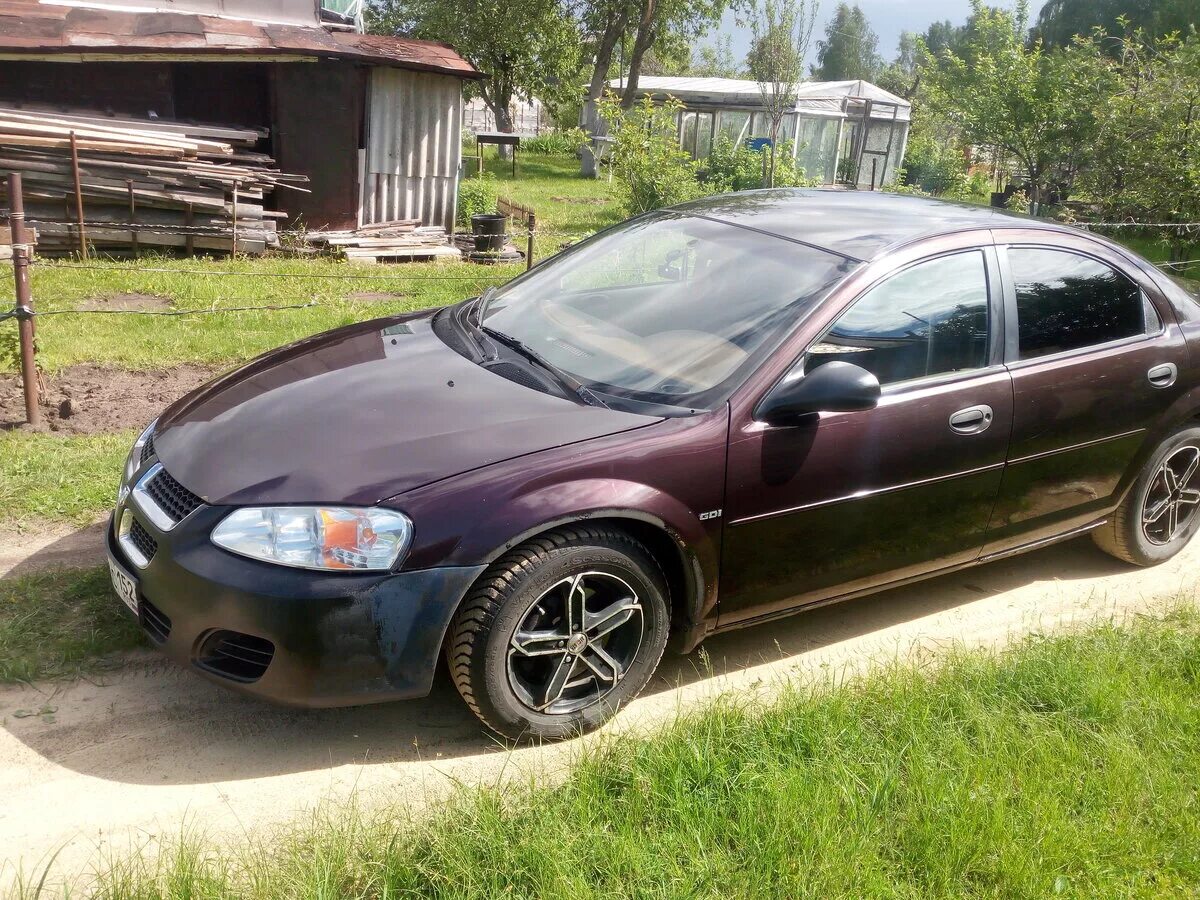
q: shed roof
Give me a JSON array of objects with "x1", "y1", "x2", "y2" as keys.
[
  {"x1": 607, "y1": 76, "x2": 910, "y2": 121},
  {"x1": 0, "y1": 1, "x2": 481, "y2": 78}
]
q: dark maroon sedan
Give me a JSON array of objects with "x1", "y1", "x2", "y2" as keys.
[{"x1": 108, "y1": 190, "x2": 1200, "y2": 739}]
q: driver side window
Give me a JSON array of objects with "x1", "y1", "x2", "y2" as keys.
[{"x1": 806, "y1": 251, "x2": 990, "y2": 386}]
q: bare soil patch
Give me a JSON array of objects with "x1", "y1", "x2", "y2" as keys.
[
  {"x1": 1, "y1": 364, "x2": 217, "y2": 434},
  {"x1": 77, "y1": 293, "x2": 173, "y2": 312},
  {"x1": 346, "y1": 291, "x2": 408, "y2": 303}
]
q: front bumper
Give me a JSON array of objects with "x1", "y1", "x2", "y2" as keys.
[{"x1": 107, "y1": 503, "x2": 484, "y2": 708}]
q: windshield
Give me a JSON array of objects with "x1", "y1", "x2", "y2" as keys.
[{"x1": 479, "y1": 211, "x2": 856, "y2": 408}]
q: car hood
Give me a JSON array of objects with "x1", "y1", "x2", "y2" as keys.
[{"x1": 152, "y1": 310, "x2": 657, "y2": 506}]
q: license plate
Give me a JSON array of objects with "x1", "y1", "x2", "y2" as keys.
[{"x1": 109, "y1": 558, "x2": 139, "y2": 616}]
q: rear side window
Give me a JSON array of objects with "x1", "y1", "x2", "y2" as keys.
[
  {"x1": 807, "y1": 250, "x2": 990, "y2": 386},
  {"x1": 1010, "y1": 249, "x2": 1144, "y2": 359}
]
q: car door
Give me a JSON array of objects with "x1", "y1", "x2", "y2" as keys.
[
  {"x1": 981, "y1": 233, "x2": 1192, "y2": 553},
  {"x1": 718, "y1": 239, "x2": 1014, "y2": 628}
]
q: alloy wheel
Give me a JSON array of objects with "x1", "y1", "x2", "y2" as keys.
[
  {"x1": 507, "y1": 571, "x2": 644, "y2": 715},
  {"x1": 1142, "y1": 445, "x2": 1200, "y2": 545}
]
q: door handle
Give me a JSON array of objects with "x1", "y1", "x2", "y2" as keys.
[
  {"x1": 1147, "y1": 363, "x2": 1178, "y2": 389},
  {"x1": 949, "y1": 404, "x2": 994, "y2": 435}
]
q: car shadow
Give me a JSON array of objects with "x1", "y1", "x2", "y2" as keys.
[
  {"x1": 0, "y1": 534, "x2": 1149, "y2": 787},
  {"x1": 0, "y1": 520, "x2": 109, "y2": 580}
]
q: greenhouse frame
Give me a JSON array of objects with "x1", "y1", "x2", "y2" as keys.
[{"x1": 607, "y1": 77, "x2": 911, "y2": 189}]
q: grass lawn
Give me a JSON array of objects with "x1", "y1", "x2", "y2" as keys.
[
  {"x1": 71, "y1": 609, "x2": 1200, "y2": 898},
  {"x1": 0, "y1": 566, "x2": 143, "y2": 683},
  {"x1": 0, "y1": 429, "x2": 132, "y2": 527}
]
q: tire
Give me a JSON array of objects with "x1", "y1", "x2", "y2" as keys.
[
  {"x1": 446, "y1": 525, "x2": 670, "y2": 741},
  {"x1": 1093, "y1": 425, "x2": 1200, "y2": 566}
]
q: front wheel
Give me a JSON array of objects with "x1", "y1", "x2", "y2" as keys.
[
  {"x1": 1094, "y1": 425, "x2": 1200, "y2": 566},
  {"x1": 446, "y1": 526, "x2": 670, "y2": 741}
]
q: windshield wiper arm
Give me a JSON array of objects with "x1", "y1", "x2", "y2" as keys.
[{"x1": 480, "y1": 325, "x2": 608, "y2": 408}]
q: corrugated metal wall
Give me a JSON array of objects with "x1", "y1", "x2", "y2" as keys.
[{"x1": 363, "y1": 67, "x2": 462, "y2": 230}]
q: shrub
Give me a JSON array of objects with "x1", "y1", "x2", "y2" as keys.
[
  {"x1": 598, "y1": 93, "x2": 704, "y2": 215},
  {"x1": 521, "y1": 127, "x2": 587, "y2": 156},
  {"x1": 456, "y1": 172, "x2": 498, "y2": 227},
  {"x1": 702, "y1": 138, "x2": 819, "y2": 193}
]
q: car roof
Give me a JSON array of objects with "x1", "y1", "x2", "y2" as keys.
[{"x1": 670, "y1": 188, "x2": 1075, "y2": 262}]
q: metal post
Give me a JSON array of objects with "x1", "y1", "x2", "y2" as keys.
[
  {"x1": 68, "y1": 131, "x2": 87, "y2": 259},
  {"x1": 8, "y1": 172, "x2": 39, "y2": 426},
  {"x1": 526, "y1": 210, "x2": 535, "y2": 271},
  {"x1": 230, "y1": 181, "x2": 239, "y2": 257},
  {"x1": 184, "y1": 202, "x2": 194, "y2": 257},
  {"x1": 127, "y1": 180, "x2": 139, "y2": 258}
]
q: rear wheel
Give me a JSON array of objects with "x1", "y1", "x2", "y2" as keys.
[
  {"x1": 1094, "y1": 426, "x2": 1200, "y2": 566},
  {"x1": 446, "y1": 526, "x2": 669, "y2": 741}
]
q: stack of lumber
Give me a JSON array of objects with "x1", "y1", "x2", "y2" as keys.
[
  {"x1": 0, "y1": 105, "x2": 307, "y2": 256},
  {"x1": 303, "y1": 220, "x2": 460, "y2": 264}
]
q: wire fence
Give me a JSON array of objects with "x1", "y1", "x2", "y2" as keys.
[{"x1": 2, "y1": 214, "x2": 1199, "y2": 326}]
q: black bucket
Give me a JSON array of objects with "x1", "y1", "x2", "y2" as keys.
[{"x1": 471, "y1": 213, "x2": 507, "y2": 253}]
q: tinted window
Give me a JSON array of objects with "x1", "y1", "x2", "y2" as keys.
[
  {"x1": 1011, "y1": 249, "x2": 1144, "y2": 359},
  {"x1": 807, "y1": 251, "x2": 990, "y2": 385}
]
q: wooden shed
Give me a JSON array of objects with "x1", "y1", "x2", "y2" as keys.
[{"x1": 0, "y1": 0, "x2": 481, "y2": 231}]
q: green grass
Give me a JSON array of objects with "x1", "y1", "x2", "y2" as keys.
[
  {"x1": 477, "y1": 151, "x2": 623, "y2": 253},
  {"x1": 0, "y1": 429, "x2": 131, "y2": 526},
  {"x1": 0, "y1": 566, "x2": 143, "y2": 683},
  {"x1": 3, "y1": 256, "x2": 521, "y2": 373},
  {"x1": 64, "y1": 609, "x2": 1200, "y2": 899}
]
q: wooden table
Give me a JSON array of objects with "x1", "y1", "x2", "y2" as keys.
[{"x1": 475, "y1": 131, "x2": 523, "y2": 176}]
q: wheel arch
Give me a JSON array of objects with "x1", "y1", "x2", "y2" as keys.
[{"x1": 475, "y1": 509, "x2": 709, "y2": 646}]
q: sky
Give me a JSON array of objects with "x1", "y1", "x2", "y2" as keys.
[{"x1": 714, "y1": 0, "x2": 1023, "y2": 69}]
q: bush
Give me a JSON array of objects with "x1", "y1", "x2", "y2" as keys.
[
  {"x1": 598, "y1": 93, "x2": 704, "y2": 215},
  {"x1": 521, "y1": 127, "x2": 587, "y2": 156},
  {"x1": 702, "y1": 138, "x2": 818, "y2": 193},
  {"x1": 456, "y1": 172, "x2": 498, "y2": 227}
]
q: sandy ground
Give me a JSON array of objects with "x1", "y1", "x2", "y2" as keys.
[{"x1": 2, "y1": 532, "x2": 1198, "y2": 890}]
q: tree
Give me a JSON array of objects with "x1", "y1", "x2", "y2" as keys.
[
  {"x1": 1034, "y1": 0, "x2": 1198, "y2": 49},
  {"x1": 1083, "y1": 29, "x2": 1200, "y2": 259},
  {"x1": 692, "y1": 35, "x2": 742, "y2": 77},
  {"x1": 576, "y1": 0, "x2": 726, "y2": 175},
  {"x1": 617, "y1": 0, "x2": 729, "y2": 109},
  {"x1": 369, "y1": 0, "x2": 580, "y2": 146},
  {"x1": 923, "y1": 19, "x2": 967, "y2": 58},
  {"x1": 578, "y1": 0, "x2": 636, "y2": 175},
  {"x1": 811, "y1": 3, "x2": 882, "y2": 82},
  {"x1": 745, "y1": 0, "x2": 818, "y2": 186},
  {"x1": 921, "y1": 0, "x2": 1113, "y2": 210},
  {"x1": 875, "y1": 31, "x2": 922, "y2": 98}
]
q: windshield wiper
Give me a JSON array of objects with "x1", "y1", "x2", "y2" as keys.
[{"x1": 480, "y1": 325, "x2": 609, "y2": 408}]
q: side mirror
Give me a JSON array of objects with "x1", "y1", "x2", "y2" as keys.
[{"x1": 756, "y1": 360, "x2": 881, "y2": 425}]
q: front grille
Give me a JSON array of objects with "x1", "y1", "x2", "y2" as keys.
[
  {"x1": 144, "y1": 468, "x2": 203, "y2": 524},
  {"x1": 140, "y1": 433, "x2": 156, "y2": 465},
  {"x1": 141, "y1": 598, "x2": 172, "y2": 643},
  {"x1": 196, "y1": 630, "x2": 275, "y2": 683},
  {"x1": 128, "y1": 518, "x2": 158, "y2": 562}
]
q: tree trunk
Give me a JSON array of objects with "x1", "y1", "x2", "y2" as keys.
[
  {"x1": 493, "y1": 101, "x2": 515, "y2": 161},
  {"x1": 619, "y1": 0, "x2": 658, "y2": 110},
  {"x1": 581, "y1": 10, "x2": 626, "y2": 176}
]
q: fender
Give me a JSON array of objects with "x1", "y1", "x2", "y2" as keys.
[
  {"x1": 464, "y1": 480, "x2": 718, "y2": 639},
  {"x1": 391, "y1": 411, "x2": 732, "y2": 646}
]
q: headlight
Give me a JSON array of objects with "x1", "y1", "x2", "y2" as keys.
[
  {"x1": 118, "y1": 419, "x2": 156, "y2": 505},
  {"x1": 211, "y1": 506, "x2": 413, "y2": 572}
]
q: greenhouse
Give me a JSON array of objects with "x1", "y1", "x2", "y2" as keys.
[{"x1": 607, "y1": 77, "x2": 911, "y2": 189}]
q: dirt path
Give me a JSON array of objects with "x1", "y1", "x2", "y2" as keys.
[
  {"x1": 3, "y1": 535, "x2": 1198, "y2": 890},
  {"x1": 0, "y1": 521, "x2": 108, "y2": 579}
]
